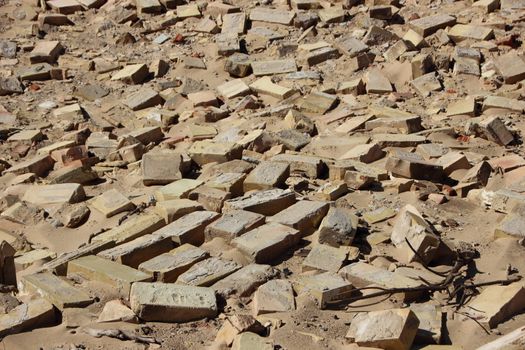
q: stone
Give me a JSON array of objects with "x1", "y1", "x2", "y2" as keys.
[
  {"x1": 21, "y1": 273, "x2": 93, "y2": 310},
  {"x1": 494, "y1": 203, "x2": 525, "y2": 239},
  {"x1": 111, "y1": 64, "x2": 149, "y2": 84},
  {"x1": 253, "y1": 279, "x2": 295, "y2": 315},
  {"x1": 154, "y1": 199, "x2": 203, "y2": 224},
  {"x1": 293, "y1": 272, "x2": 353, "y2": 309},
  {"x1": 271, "y1": 154, "x2": 324, "y2": 178},
  {"x1": 98, "y1": 299, "x2": 138, "y2": 323},
  {"x1": 249, "y1": 8, "x2": 295, "y2": 25},
  {"x1": 5, "y1": 155, "x2": 55, "y2": 177},
  {"x1": 217, "y1": 79, "x2": 250, "y2": 99},
  {"x1": 251, "y1": 59, "x2": 297, "y2": 76},
  {"x1": 0, "y1": 241, "x2": 16, "y2": 287},
  {"x1": 0, "y1": 77, "x2": 24, "y2": 95},
  {"x1": 303, "y1": 244, "x2": 347, "y2": 272},
  {"x1": 138, "y1": 244, "x2": 208, "y2": 282},
  {"x1": 339, "y1": 262, "x2": 423, "y2": 301},
  {"x1": 318, "y1": 207, "x2": 358, "y2": 247},
  {"x1": 466, "y1": 283, "x2": 525, "y2": 328},
  {"x1": 495, "y1": 53, "x2": 525, "y2": 84},
  {"x1": 125, "y1": 88, "x2": 163, "y2": 111},
  {"x1": 68, "y1": 255, "x2": 152, "y2": 296},
  {"x1": 97, "y1": 234, "x2": 173, "y2": 268},
  {"x1": 244, "y1": 161, "x2": 289, "y2": 192},
  {"x1": 222, "y1": 12, "x2": 246, "y2": 34},
  {"x1": 153, "y1": 210, "x2": 219, "y2": 246},
  {"x1": 232, "y1": 332, "x2": 274, "y2": 350},
  {"x1": 22, "y1": 184, "x2": 86, "y2": 205},
  {"x1": 0, "y1": 298, "x2": 55, "y2": 337},
  {"x1": 225, "y1": 53, "x2": 252, "y2": 77},
  {"x1": 250, "y1": 77, "x2": 295, "y2": 99},
  {"x1": 154, "y1": 179, "x2": 204, "y2": 201},
  {"x1": 130, "y1": 282, "x2": 217, "y2": 322},
  {"x1": 142, "y1": 152, "x2": 186, "y2": 185},
  {"x1": 212, "y1": 264, "x2": 277, "y2": 298},
  {"x1": 177, "y1": 257, "x2": 241, "y2": 287},
  {"x1": 189, "y1": 140, "x2": 242, "y2": 166},
  {"x1": 232, "y1": 223, "x2": 300, "y2": 264},
  {"x1": 30, "y1": 41, "x2": 63, "y2": 64},
  {"x1": 385, "y1": 150, "x2": 444, "y2": 182},
  {"x1": 340, "y1": 143, "x2": 385, "y2": 163},
  {"x1": 223, "y1": 189, "x2": 296, "y2": 216},
  {"x1": 391, "y1": 205, "x2": 439, "y2": 264},
  {"x1": 366, "y1": 69, "x2": 393, "y2": 94},
  {"x1": 205, "y1": 210, "x2": 265, "y2": 242},
  {"x1": 346, "y1": 309, "x2": 420, "y2": 350},
  {"x1": 90, "y1": 189, "x2": 135, "y2": 218},
  {"x1": 267, "y1": 200, "x2": 328, "y2": 235},
  {"x1": 409, "y1": 14, "x2": 456, "y2": 37},
  {"x1": 410, "y1": 303, "x2": 442, "y2": 344},
  {"x1": 91, "y1": 213, "x2": 165, "y2": 244}
]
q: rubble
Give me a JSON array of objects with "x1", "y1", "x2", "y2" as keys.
[{"x1": 0, "y1": 0, "x2": 524, "y2": 348}]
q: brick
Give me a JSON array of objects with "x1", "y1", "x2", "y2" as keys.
[
  {"x1": 460, "y1": 161, "x2": 492, "y2": 186},
  {"x1": 30, "y1": 41, "x2": 63, "y2": 64},
  {"x1": 403, "y1": 29, "x2": 426, "y2": 49},
  {"x1": 271, "y1": 154, "x2": 324, "y2": 178},
  {"x1": 411, "y1": 72, "x2": 442, "y2": 96},
  {"x1": 243, "y1": 161, "x2": 289, "y2": 192},
  {"x1": 206, "y1": 172, "x2": 246, "y2": 197},
  {"x1": 272, "y1": 129, "x2": 311, "y2": 150},
  {"x1": 92, "y1": 213, "x2": 165, "y2": 244},
  {"x1": 232, "y1": 223, "x2": 300, "y2": 264},
  {"x1": 232, "y1": 332, "x2": 273, "y2": 350},
  {"x1": 250, "y1": 76, "x2": 295, "y2": 99},
  {"x1": 448, "y1": 24, "x2": 493, "y2": 42},
  {"x1": 495, "y1": 202, "x2": 525, "y2": 238},
  {"x1": 223, "y1": 189, "x2": 296, "y2": 216},
  {"x1": 318, "y1": 7, "x2": 345, "y2": 23},
  {"x1": 474, "y1": 0, "x2": 500, "y2": 12},
  {"x1": 466, "y1": 283, "x2": 525, "y2": 328},
  {"x1": 0, "y1": 77, "x2": 24, "y2": 95},
  {"x1": 216, "y1": 33, "x2": 240, "y2": 56},
  {"x1": 224, "y1": 53, "x2": 251, "y2": 77},
  {"x1": 22, "y1": 183, "x2": 85, "y2": 205},
  {"x1": 217, "y1": 79, "x2": 250, "y2": 99},
  {"x1": 177, "y1": 257, "x2": 241, "y2": 287},
  {"x1": 153, "y1": 211, "x2": 220, "y2": 246},
  {"x1": 366, "y1": 116, "x2": 423, "y2": 134},
  {"x1": 391, "y1": 205, "x2": 440, "y2": 264},
  {"x1": 495, "y1": 53, "x2": 525, "y2": 84},
  {"x1": 366, "y1": 69, "x2": 392, "y2": 94},
  {"x1": 124, "y1": 88, "x2": 162, "y2": 111},
  {"x1": 318, "y1": 207, "x2": 357, "y2": 247},
  {"x1": 188, "y1": 140, "x2": 242, "y2": 166},
  {"x1": 111, "y1": 64, "x2": 149, "y2": 84},
  {"x1": 47, "y1": 0, "x2": 82, "y2": 14},
  {"x1": 483, "y1": 95, "x2": 525, "y2": 112},
  {"x1": 90, "y1": 189, "x2": 135, "y2": 218},
  {"x1": 346, "y1": 309, "x2": 419, "y2": 350},
  {"x1": 154, "y1": 199, "x2": 203, "y2": 224},
  {"x1": 267, "y1": 200, "x2": 328, "y2": 234},
  {"x1": 479, "y1": 116, "x2": 514, "y2": 146},
  {"x1": 21, "y1": 273, "x2": 93, "y2": 310},
  {"x1": 253, "y1": 279, "x2": 295, "y2": 315},
  {"x1": 385, "y1": 150, "x2": 444, "y2": 182},
  {"x1": 138, "y1": 244, "x2": 208, "y2": 282},
  {"x1": 251, "y1": 59, "x2": 297, "y2": 76},
  {"x1": 130, "y1": 282, "x2": 217, "y2": 322},
  {"x1": 384, "y1": 40, "x2": 409, "y2": 61},
  {"x1": 292, "y1": 272, "x2": 353, "y2": 309},
  {"x1": 205, "y1": 210, "x2": 265, "y2": 242},
  {"x1": 409, "y1": 14, "x2": 456, "y2": 37},
  {"x1": 154, "y1": 179, "x2": 204, "y2": 201},
  {"x1": 303, "y1": 244, "x2": 347, "y2": 272},
  {"x1": 177, "y1": 4, "x2": 200, "y2": 18},
  {"x1": 411, "y1": 303, "x2": 443, "y2": 344},
  {"x1": 97, "y1": 234, "x2": 173, "y2": 268},
  {"x1": 249, "y1": 8, "x2": 295, "y2": 25},
  {"x1": 0, "y1": 298, "x2": 55, "y2": 337},
  {"x1": 5, "y1": 155, "x2": 55, "y2": 177},
  {"x1": 435, "y1": 152, "x2": 471, "y2": 175},
  {"x1": 8, "y1": 130, "x2": 44, "y2": 142},
  {"x1": 188, "y1": 186, "x2": 231, "y2": 212},
  {"x1": 335, "y1": 37, "x2": 369, "y2": 57},
  {"x1": 212, "y1": 264, "x2": 277, "y2": 298},
  {"x1": 142, "y1": 152, "x2": 186, "y2": 185},
  {"x1": 68, "y1": 255, "x2": 152, "y2": 296},
  {"x1": 299, "y1": 91, "x2": 338, "y2": 114},
  {"x1": 222, "y1": 12, "x2": 246, "y2": 34}
]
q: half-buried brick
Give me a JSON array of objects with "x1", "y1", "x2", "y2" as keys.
[
  {"x1": 176, "y1": 257, "x2": 241, "y2": 287},
  {"x1": 153, "y1": 211, "x2": 220, "y2": 246},
  {"x1": 292, "y1": 272, "x2": 353, "y2": 309},
  {"x1": 21, "y1": 273, "x2": 93, "y2": 310},
  {"x1": 232, "y1": 223, "x2": 300, "y2": 264},
  {"x1": 267, "y1": 200, "x2": 328, "y2": 235},
  {"x1": 97, "y1": 234, "x2": 173, "y2": 268},
  {"x1": 22, "y1": 183, "x2": 86, "y2": 205},
  {"x1": 223, "y1": 189, "x2": 296, "y2": 216},
  {"x1": 91, "y1": 213, "x2": 165, "y2": 245},
  {"x1": 67, "y1": 255, "x2": 152, "y2": 297},
  {"x1": 130, "y1": 282, "x2": 217, "y2": 322},
  {"x1": 138, "y1": 244, "x2": 209, "y2": 282},
  {"x1": 0, "y1": 298, "x2": 55, "y2": 337}
]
